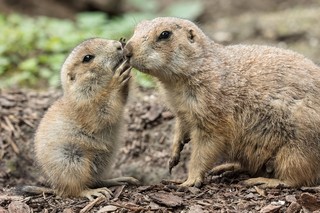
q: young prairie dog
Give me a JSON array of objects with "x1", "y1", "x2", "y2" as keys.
[
  {"x1": 124, "y1": 17, "x2": 320, "y2": 188},
  {"x1": 24, "y1": 38, "x2": 139, "y2": 200}
]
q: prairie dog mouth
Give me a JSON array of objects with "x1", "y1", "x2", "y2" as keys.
[
  {"x1": 113, "y1": 56, "x2": 125, "y2": 71},
  {"x1": 111, "y1": 38, "x2": 127, "y2": 71}
]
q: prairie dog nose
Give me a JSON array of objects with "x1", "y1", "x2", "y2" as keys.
[
  {"x1": 119, "y1": 37, "x2": 126, "y2": 48},
  {"x1": 114, "y1": 41, "x2": 123, "y2": 52}
]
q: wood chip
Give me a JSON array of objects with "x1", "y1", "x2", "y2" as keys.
[
  {"x1": 149, "y1": 192, "x2": 183, "y2": 207},
  {"x1": 286, "y1": 202, "x2": 301, "y2": 213},
  {"x1": 3, "y1": 116, "x2": 15, "y2": 132},
  {"x1": 97, "y1": 205, "x2": 118, "y2": 213},
  {"x1": 196, "y1": 200, "x2": 212, "y2": 206},
  {"x1": 137, "y1": 185, "x2": 152, "y2": 192},
  {"x1": 0, "y1": 98, "x2": 16, "y2": 107},
  {"x1": 297, "y1": 192, "x2": 320, "y2": 212},
  {"x1": 22, "y1": 119, "x2": 34, "y2": 128},
  {"x1": 188, "y1": 187, "x2": 201, "y2": 194},
  {"x1": 80, "y1": 196, "x2": 105, "y2": 213},
  {"x1": 254, "y1": 186, "x2": 266, "y2": 197},
  {"x1": 188, "y1": 204, "x2": 206, "y2": 213},
  {"x1": 112, "y1": 185, "x2": 125, "y2": 199},
  {"x1": 148, "y1": 202, "x2": 160, "y2": 211},
  {"x1": 0, "y1": 206, "x2": 8, "y2": 213},
  {"x1": 161, "y1": 111, "x2": 174, "y2": 119},
  {"x1": 0, "y1": 195, "x2": 24, "y2": 202},
  {"x1": 260, "y1": 204, "x2": 282, "y2": 213},
  {"x1": 6, "y1": 136, "x2": 20, "y2": 154},
  {"x1": 62, "y1": 208, "x2": 74, "y2": 213},
  {"x1": 285, "y1": 195, "x2": 297, "y2": 203},
  {"x1": 142, "y1": 104, "x2": 163, "y2": 122},
  {"x1": 7, "y1": 201, "x2": 31, "y2": 213},
  {"x1": 300, "y1": 186, "x2": 320, "y2": 193}
]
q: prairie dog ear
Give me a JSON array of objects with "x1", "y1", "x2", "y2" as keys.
[{"x1": 188, "y1": 29, "x2": 196, "y2": 43}]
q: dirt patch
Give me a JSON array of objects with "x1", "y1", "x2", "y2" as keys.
[
  {"x1": 0, "y1": 89, "x2": 61, "y2": 188},
  {"x1": 0, "y1": 87, "x2": 186, "y2": 189},
  {"x1": 1, "y1": 88, "x2": 320, "y2": 212}
]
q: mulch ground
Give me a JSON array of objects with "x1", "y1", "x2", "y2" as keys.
[{"x1": 1, "y1": 88, "x2": 320, "y2": 212}]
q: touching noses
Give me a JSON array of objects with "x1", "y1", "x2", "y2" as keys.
[{"x1": 124, "y1": 42, "x2": 133, "y2": 59}]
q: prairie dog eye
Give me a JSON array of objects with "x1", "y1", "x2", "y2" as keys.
[
  {"x1": 158, "y1": 31, "x2": 172, "y2": 40},
  {"x1": 82, "y1": 55, "x2": 95, "y2": 63}
]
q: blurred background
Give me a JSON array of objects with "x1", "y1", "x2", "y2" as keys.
[{"x1": 0, "y1": 0, "x2": 320, "y2": 90}]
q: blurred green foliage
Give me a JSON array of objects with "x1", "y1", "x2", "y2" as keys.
[{"x1": 0, "y1": 0, "x2": 203, "y2": 89}]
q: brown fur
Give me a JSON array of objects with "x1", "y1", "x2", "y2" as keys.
[
  {"x1": 29, "y1": 38, "x2": 139, "y2": 199},
  {"x1": 125, "y1": 17, "x2": 320, "y2": 188}
]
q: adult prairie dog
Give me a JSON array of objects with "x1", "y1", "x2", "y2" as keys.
[
  {"x1": 25, "y1": 38, "x2": 139, "y2": 200},
  {"x1": 124, "y1": 17, "x2": 320, "y2": 188}
]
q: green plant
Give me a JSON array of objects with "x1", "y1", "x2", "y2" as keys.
[{"x1": 0, "y1": 1, "x2": 203, "y2": 89}]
